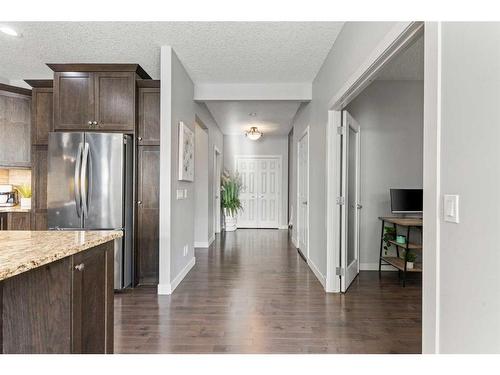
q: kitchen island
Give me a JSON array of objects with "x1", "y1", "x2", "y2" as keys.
[{"x1": 0, "y1": 230, "x2": 122, "y2": 354}]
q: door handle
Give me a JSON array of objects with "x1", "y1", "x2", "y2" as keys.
[
  {"x1": 80, "y1": 142, "x2": 90, "y2": 217},
  {"x1": 74, "y1": 142, "x2": 83, "y2": 218},
  {"x1": 302, "y1": 201, "x2": 307, "y2": 205},
  {"x1": 74, "y1": 263, "x2": 85, "y2": 271},
  {"x1": 356, "y1": 204, "x2": 363, "y2": 209}
]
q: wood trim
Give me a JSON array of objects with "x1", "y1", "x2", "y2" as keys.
[
  {"x1": 46, "y1": 63, "x2": 152, "y2": 79},
  {"x1": 137, "y1": 79, "x2": 160, "y2": 88},
  {"x1": 24, "y1": 79, "x2": 53, "y2": 88},
  {"x1": 0, "y1": 83, "x2": 31, "y2": 96}
]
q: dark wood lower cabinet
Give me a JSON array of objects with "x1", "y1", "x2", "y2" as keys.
[
  {"x1": 0, "y1": 212, "x2": 31, "y2": 230},
  {"x1": 0, "y1": 242, "x2": 113, "y2": 354}
]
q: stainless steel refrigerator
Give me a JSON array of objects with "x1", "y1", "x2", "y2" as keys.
[{"x1": 47, "y1": 132, "x2": 134, "y2": 290}]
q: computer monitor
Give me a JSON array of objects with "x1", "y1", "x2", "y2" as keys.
[{"x1": 390, "y1": 188, "x2": 423, "y2": 214}]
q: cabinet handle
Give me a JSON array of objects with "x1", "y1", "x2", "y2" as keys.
[
  {"x1": 137, "y1": 201, "x2": 142, "y2": 205},
  {"x1": 74, "y1": 263, "x2": 85, "y2": 271},
  {"x1": 92, "y1": 121, "x2": 98, "y2": 127},
  {"x1": 88, "y1": 121, "x2": 93, "y2": 126},
  {"x1": 138, "y1": 137, "x2": 143, "y2": 141}
]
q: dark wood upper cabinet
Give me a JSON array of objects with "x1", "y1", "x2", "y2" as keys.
[
  {"x1": 31, "y1": 88, "x2": 53, "y2": 144},
  {"x1": 0, "y1": 85, "x2": 31, "y2": 168},
  {"x1": 53, "y1": 72, "x2": 94, "y2": 131},
  {"x1": 95, "y1": 72, "x2": 135, "y2": 132},
  {"x1": 49, "y1": 64, "x2": 150, "y2": 133},
  {"x1": 137, "y1": 81, "x2": 160, "y2": 145},
  {"x1": 136, "y1": 146, "x2": 160, "y2": 285}
]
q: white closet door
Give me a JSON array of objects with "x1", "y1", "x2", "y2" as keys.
[
  {"x1": 235, "y1": 156, "x2": 281, "y2": 229},
  {"x1": 297, "y1": 132, "x2": 309, "y2": 256},
  {"x1": 236, "y1": 158, "x2": 259, "y2": 227},
  {"x1": 257, "y1": 158, "x2": 280, "y2": 228}
]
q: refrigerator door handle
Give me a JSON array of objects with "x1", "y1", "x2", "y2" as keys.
[
  {"x1": 80, "y1": 142, "x2": 90, "y2": 217},
  {"x1": 74, "y1": 142, "x2": 83, "y2": 218}
]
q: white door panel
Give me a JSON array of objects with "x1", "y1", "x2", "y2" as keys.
[
  {"x1": 297, "y1": 130, "x2": 309, "y2": 257},
  {"x1": 236, "y1": 156, "x2": 281, "y2": 229},
  {"x1": 341, "y1": 111, "x2": 361, "y2": 292}
]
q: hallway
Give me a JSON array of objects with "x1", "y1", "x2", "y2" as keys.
[{"x1": 115, "y1": 229, "x2": 421, "y2": 353}]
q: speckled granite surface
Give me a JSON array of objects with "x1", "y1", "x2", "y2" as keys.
[
  {"x1": 0, "y1": 205, "x2": 31, "y2": 213},
  {"x1": 0, "y1": 230, "x2": 122, "y2": 281}
]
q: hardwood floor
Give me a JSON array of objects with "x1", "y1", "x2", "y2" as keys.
[{"x1": 114, "y1": 229, "x2": 422, "y2": 354}]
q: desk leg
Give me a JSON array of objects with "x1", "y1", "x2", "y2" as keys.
[
  {"x1": 378, "y1": 220, "x2": 385, "y2": 277},
  {"x1": 402, "y1": 226, "x2": 411, "y2": 287}
]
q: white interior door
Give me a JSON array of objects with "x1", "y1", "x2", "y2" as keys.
[
  {"x1": 236, "y1": 156, "x2": 280, "y2": 228},
  {"x1": 341, "y1": 111, "x2": 361, "y2": 292},
  {"x1": 237, "y1": 158, "x2": 259, "y2": 227},
  {"x1": 214, "y1": 147, "x2": 222, "y2": 233},
  {"x1": 257, "y1": 158, "x2": 280, "y2": 228},
  {"x1": 297, "y1": 131, "x2": 309, "y2": 257}
]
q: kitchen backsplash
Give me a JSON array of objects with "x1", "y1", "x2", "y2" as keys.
[{"x1": 0, "y1": 168, "x2": 31, "y2": 187}]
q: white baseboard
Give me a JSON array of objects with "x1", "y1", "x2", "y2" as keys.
[
  {"x1": 291, "y1": 235, "x2": 298, "y2": 248},
  {"x1": 194, "y1": 241, "x2": 209, "y2": 248},
  {"x1": 278, "y1": 225, "x2": 289, "y2": 230},
  {"x1": 360, "y1": 262, "x2": 397, "y2": 271},
  {"x1": 157, "y1": 257, "x2": 196, "y2": 295},
  {"x1": 307, "y1": 259, "x2": 326, "y2": 289}
]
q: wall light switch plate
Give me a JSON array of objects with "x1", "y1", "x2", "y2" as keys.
[
  {"x1": 176, "y1": 189, "x2": 184, "y2": 200},
  {"x1": 444, "y1": 194, "x2": 459, "y2": 223},
  {"x1": 183, "y1": 244, "x2": 188, "y2": 256}
]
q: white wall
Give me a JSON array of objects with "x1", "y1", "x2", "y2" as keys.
[
  {"x1": 290, "y1": 22, "x2": 400, "y2": 281},
  {"x1": 159, "y1": 47, "x2": 196, "y2": 294},
  {"x1": 194, "y1": 122, "x2": 209, "y2": 246},
  {"x1": 195, "y1": 102, "x2": 224, "y2": 240},
  {"x1": 435, "y1": 22, "x2": 500, "y2": 353},
  {"x1": 346, "y1": 80, "x2": 424, "y2": 269},
  {"x1": 223, "y1": 134, "x2": 288, "y2": 228}
]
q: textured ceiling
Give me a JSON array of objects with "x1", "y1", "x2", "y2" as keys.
[
  {"x1": 377, "y1": 35, "x2": 424, "y2": 81},
  {"x1": 0, "y1": 22, "x2": 344, "y2": 82},
  {"x1": 205, "y1": 101, "x2": 302, "y2": 136}
]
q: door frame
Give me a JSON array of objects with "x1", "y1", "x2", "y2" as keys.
[
  {"x1": 213, "y1": 145, "x2": 222, "y2": 236},
  {"x1": 325, "y1": 22, "x2": 425, "y2": 294},
  {"x1": 234, "y1": 154, "x2": 282, "y2": 229},
  {"x1": 296, "y1": 126, "x2": 310, "y2": 260}
]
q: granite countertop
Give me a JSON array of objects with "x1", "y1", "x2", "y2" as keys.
[{"x1": 0, "y1": 230, "x2": 123, "y2": 281}]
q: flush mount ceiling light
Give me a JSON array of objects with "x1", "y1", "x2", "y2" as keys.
[
  {"x1": 245, "y1": 126, "x2": 262, "y2": 141},
  {"x1": 0, "y1": 26, "x2": 20, "y2": 37}
]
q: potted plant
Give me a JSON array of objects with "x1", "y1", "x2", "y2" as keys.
[
  {"x1": 382, "y1": 226, "x2": 396, "y2": 255},
  {"x1": 405, "y1": 251, "x2": 416, "y2": 270},
  {"x1": 220, "y1": 170, "x2": 243, "y2": 232},
  {"x1": 16, "y1": 184, "x2": 32, "y2": 209}
]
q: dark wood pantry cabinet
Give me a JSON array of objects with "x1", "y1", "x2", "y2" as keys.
[
  {"x1": 135, "y1": 80, "x2": 160, "y2": 285},
  {"x1": 25, "y1": 79, "x2": 53, "y2": 230}
]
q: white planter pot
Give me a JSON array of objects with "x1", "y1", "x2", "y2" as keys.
[
  {"x1": 406, "y1": 261, "x2": 414, "y2": 270},
  {"x1": 224, "y1": 211, "x2": 237, "y2": 232},
  {"x1": 20, "y1": 197, "x2": 31, "y2": 209}
]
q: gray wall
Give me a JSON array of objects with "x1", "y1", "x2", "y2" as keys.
[
  {"x1": 195, "y1": 103, "x2": 224, "y2": 242},
  {"x1": 437, "y1": 22, "x2": 500, "y2": 353},
  {"x1": 346, "y1": 80, "x2": 424, "y2": 268},
  {"x1": 291, "y1": 22, "x2": 400, "y2": 278},
  {"x1": 169, "y1": 49, "x2": 196, "y2": 280},
  {"x1": 194, "y1": 122, "x2": 209, "y2": 245},
  {"x1": 223, "y1": 134, "x2": 288, "y2": 227}
]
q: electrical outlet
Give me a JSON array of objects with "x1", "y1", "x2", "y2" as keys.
[{"x1": 184, "y1": 189, "x2": 188, "y2": 199}]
